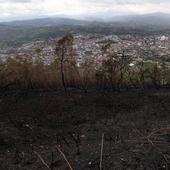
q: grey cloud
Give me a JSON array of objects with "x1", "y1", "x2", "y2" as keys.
[
  {"x1": 119, "y1": 0, "x2": 169, "y2": 4},
  {"x1": 0, "y1": 0, "x2": 170, "y2": 22},
  {"x1": 86, "y1": 0, "x2": 169, "y2": 5},
  {"x1": 0, "y1": 0, "x2": 169, "y2": 5},
  {"x1": 0, "y1": 0, "x2": 31, "y2": 3}
]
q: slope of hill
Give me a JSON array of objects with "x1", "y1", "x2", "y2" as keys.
[
  {"x1": 0, "y1": 90, "x2": 170, "y2": 169},
  {"x1": 1, "y1": 17, "x2": 90, "y2": 27},
  {"x1": 119, "y1": 12, "x2": 170, "y2": 27},
  {"x1": 1, "y1": 13, "x2": 170, "y2": 48}
]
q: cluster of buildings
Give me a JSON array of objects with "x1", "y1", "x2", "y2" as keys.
[{"x1": 0, "y1": 34, "x2": 170, "y2": 66}]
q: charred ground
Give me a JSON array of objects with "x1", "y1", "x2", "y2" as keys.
[{"x1": 0, "y1": 89, "x2": 170, "y2": 170}]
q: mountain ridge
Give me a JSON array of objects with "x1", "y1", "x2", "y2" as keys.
[
  {"x1": 1, "y1": 12, "x2": 170, "y2": 49},
  {"x1": 1, "y1": 12, "x2": 170, "y2": 27}
]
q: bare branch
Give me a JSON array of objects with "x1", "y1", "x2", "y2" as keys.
[
  {"x1": 100, "y1": 133, "x2": 104, "y2": 170},
  {"x1": 56, "y1": 145, "x2": 74, "y2": 170},
  {"x1": 34, "y1": 151, "x2": 51, "y2": 170}
]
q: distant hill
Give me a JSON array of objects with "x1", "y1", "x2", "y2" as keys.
[
  {"x1": 0, "y1": 17, "x2": 90, "y2": 27},
  {"x1": 83, "y1": 12, "x2": 170, "y2": 25},
  {"x1": 117, "y1": 13, "x2": 170, "y2": 27},
  {"x1": 1, "y1": 13, "x2": 170, "y2": 48},
  {"x1": 2, "y1": 12, "x2": 170, "y2": 27}
]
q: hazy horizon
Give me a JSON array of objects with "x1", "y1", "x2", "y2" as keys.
[{"x1": 0, "y1": 0, "x2": 170, "y2": 22}]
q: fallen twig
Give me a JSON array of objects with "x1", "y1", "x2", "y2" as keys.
[
  {"x1": 147, "y1": 128, "x2": 170, "y2": 138},
  {"x1": 100, "y1": 133, "x2": 104, "y2": 170},
  {"x1": 56, "y1": 145, "x2": 74, "y2": 170},
  {"x1": 34, "y1": 151, "x2": 51, "y2": 170}
]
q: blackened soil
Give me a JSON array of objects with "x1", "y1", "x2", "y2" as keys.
[{"x1": 0, "y1": 89, "x2": 170, "y2": 170}]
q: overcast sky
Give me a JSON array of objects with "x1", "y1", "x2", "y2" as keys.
[{"x1": 0, "y1": 0, "x2": 170, "y2": 21}]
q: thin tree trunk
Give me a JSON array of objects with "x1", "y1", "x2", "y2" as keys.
[{"x1": 60, "y1": 48, "x2": 67, "y2": 94}]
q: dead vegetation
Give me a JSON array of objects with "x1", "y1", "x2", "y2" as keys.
[
  {"x1": 0, "y1": 34, "x2": 169, "y2": 91},
  {"x1": 0, "y1": 34, "x2": 170, "y2": 169}
]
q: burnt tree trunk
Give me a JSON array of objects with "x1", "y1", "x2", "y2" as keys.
[{"x1": 60, "y1": 48, "x2": 67, "y2": 94}]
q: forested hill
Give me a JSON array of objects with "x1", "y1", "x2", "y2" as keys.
[{"x1": 1, "y1": 13, "x2": 170, "y2": 48}]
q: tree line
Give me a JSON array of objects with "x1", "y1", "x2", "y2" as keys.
[{"x1": 0, "y1": 34, "x2": 170, "y2": 92}]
